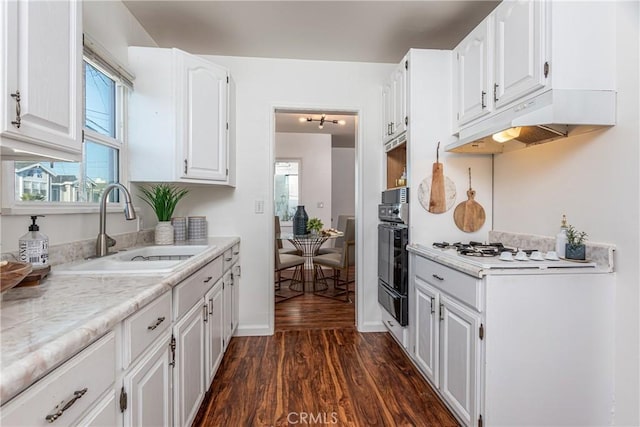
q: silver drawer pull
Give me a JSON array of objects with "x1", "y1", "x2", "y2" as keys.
[
  {"x1": 208, "y1": 298, "x2": 213, "y2": 315},
  {"x1": 10, "y1": 91, "x2": 21, "y2": 128},
  {"x1": 45, "y1": 388, "x2": 88, "y2": 423},
  {"x1": 147, "y1": 317, "x2": 165, "y2": 330},
  {"x1": 387, "y1": 320, "x2": 395, "y2": 327},
  {"x1": 225, "y1": 257, "x2": 232, "y2": 262},
  {"x1": 233, "y1": 251, "x2": 239, "y2": 255},
  {"x1": 432, "y1": 274, "x2": 444, "y2": 281},
  {"x1": 203, "y1": 276, "x2": 213, "y2": 283}
]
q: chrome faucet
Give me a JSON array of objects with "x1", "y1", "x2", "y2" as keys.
[{"x1": 96, "y1": 183, "x2": 137, "y2": 257}]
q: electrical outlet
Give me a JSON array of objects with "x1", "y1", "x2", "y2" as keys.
[{"x1": 255, "y1": 200, "x2": 264, "y2": 214}]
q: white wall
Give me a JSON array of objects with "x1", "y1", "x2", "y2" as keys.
[
  {"x1": 175, "y1": 55, "x2": 394, "y2": 334},
  {"x1": 492, "y1": 3, "x2": 639, "y2": 424},
  {"x1": 276, "y1": 133, "x2": 332, "y2": 230},
  {"x1": 331, "y1": 147, "x2": 356, "y2": 227},
  {"x1": 0, "y1": 1, "x2": 156, "y2": 253}
]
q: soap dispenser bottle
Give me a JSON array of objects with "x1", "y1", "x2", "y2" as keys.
[
  {"x1": 555, "y1": 214, "x2": 568, "y2": 258},
  {"x1": 18, "y1": 215, "x2": 49, "y2": 267}
]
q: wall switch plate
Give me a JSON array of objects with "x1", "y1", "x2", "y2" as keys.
[{"x1": 255, "y1": 200, "x2": 264, "y2": 214}]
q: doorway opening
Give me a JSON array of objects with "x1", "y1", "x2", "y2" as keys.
[{"x1": 272, "y1": 108, "x2": 358, "y2": 331}]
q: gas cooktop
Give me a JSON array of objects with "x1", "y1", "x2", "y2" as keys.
[{"x1": 428, "y1": 242, "x2": 597, "y2": 270}]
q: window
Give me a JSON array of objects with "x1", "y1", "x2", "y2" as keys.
[
  {"x1": 274, "y1": 160, "x2": 300, "y2": 222},
  {"x1": 12, "y1": 59, "x2": 126, "y2": 205}
]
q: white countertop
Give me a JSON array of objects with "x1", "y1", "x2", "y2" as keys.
[
  {"x1": 0, "y1": 236, "x2": 239, "y2": 404},
  {"x1": 408, "y1": 243, "x2": 609, "y2": 278}
]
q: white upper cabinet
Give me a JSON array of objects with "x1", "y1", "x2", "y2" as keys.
[
  {"x1": 452, "y1": 0, "x2": 616, "y2": 132},
  {"x1": 382, "y1": 59, "x2": 407, "y2": 143},
  {"x1": 128, "y1": 47, "x2": 235, "y2": 186},
  {"x1": 0, "y1": 0, "x2": 82, "y2": 161},
  {"x1": 454, "y1": 16, "x2": 493, "y2": 126},
  {"x1": 493, "y1": 0, "x2": 545, "y2": 109}
]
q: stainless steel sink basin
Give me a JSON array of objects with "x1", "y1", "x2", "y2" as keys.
[{"x1": 55, "y1": 245, "x2": 210, "y2": 275}]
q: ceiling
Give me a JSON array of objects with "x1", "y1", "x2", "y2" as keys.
[{"x1": 122, "y1": 1, "x2": 500, "y2": 145}]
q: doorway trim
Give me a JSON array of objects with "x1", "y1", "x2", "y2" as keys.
[{"x1": 269, "y1": 105, "x2": 363, "y2": 333}]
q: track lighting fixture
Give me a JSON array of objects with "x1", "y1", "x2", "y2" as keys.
[{"x1": 298, "y1": 114, "x2": 346, "y2": 129}]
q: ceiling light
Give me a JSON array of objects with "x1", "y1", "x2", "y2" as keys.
[
  {"x1": 492, "y1": 127, "x2": 522, "y2": 143},
  {"x1": 302, "y1": 113, "x2": 346, "y2": 128}
]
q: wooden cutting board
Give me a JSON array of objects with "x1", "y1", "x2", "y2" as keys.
[
  {"x1": 453, "y1": 168, "x2": 485, "y2": 232},
  {"x1": 428, "y1": 142, "x2": 447, "y2": 213}
]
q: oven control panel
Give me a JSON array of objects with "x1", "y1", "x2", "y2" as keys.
[{"x1": 378, "y1": 203, "x2": 408, "y2": 223}]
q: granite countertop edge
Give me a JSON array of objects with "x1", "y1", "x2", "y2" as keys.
[{"x1": 0, "y1": 236, "x2": 239, "y2": 405}]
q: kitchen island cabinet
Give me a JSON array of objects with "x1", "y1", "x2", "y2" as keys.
[
  {"x1": 408, "y1": 246, "x2": 615, "y2": 426},
  {"x1": 1, "y1": 0, "x2": 82, "y2": 161},
  {"x1": 128, "y1": 47, "x2": 236, "y2": 186},
  {"x1": 0, "y1": 237, "x2": 240, "y2": 427}
]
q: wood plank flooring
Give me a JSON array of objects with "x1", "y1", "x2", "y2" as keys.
[{"x1": 194, "y1": 265, "x2": 458, "y2": 426}]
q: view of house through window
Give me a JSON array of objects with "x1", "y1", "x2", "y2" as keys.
[
  {"x1": 14, "y1": 60, "x2": 122, "y2": 203},
  {"x1": 274, "y1": 160, "x2": 300, "y2": 221}
]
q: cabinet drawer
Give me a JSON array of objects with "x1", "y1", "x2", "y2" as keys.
[
  {"x1": 77, "y1": 390, "x2": 117, "y2": 427},
  {"x1": 123, "y1": 291, "x2": 172, "y2": 368},
  {"x1": 1, "y1": 332, "x2": 116, "y2": 427},
  {"x1": 414, "y1": 256, "x2": 482, "y2": 311},
  {"x1": 222, "y1": 248, "x2": 234, "y2": 271},
  {"x1": 174, "y1": 257, "x2": 222, "y2": 320}
]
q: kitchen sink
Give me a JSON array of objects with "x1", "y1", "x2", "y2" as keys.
[{"x1": 54, "y1": 245, "x2": 210, "y2": 275}]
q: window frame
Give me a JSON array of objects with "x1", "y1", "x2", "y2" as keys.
[
  {"x1": 274, "y1": 158, "x2": 302, "y2": 225},
  {"x1": 1, "y1": 56, "x2": 130, "y2": 215}
]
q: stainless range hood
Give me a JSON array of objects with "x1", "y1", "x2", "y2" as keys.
[{"x1": 445, "y1": 89, "x2": 617, "y2": 154}]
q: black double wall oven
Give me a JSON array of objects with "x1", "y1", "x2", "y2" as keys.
[{"x1": 377, "y1": 188, "x2": 409, "y2": 326}]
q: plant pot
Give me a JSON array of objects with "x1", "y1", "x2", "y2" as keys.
[
  {"x1": 155, "y1": 221, "x2": 174, "y2": 245},
  {"x1": 565, "y1": 243, "x2": 586, "y2": 260}
]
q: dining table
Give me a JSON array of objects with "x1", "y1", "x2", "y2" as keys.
[{"x1": 276, "y1": 232, "x2": 343, "y2": 291}]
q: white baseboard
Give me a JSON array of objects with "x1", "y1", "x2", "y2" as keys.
[
  {"x1": 357, "y1": 320, "x2": 387, "y2": 333},
  {"x1": 234, "y1": 324, "x2": 273, "y2": 336}
]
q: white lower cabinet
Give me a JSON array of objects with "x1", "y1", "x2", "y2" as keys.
[
  {"x1": 0, "y1": 332, "x2": 116, "y2": 427},
  {"x1": 205, "y1": 280, "x2": 224, "y2": 386},
  {"x1": 412, "y1": 272, "x2": 481, "y2": 427},
  {"x1": 410, "y1": 250, "x2": 615, "y2": 426},
  {"x1": 1, "y1": 244, "x2": 240, "y2": 427},
  {"x1": 173, "y1": 301, "x2": 206, "y2": 427},
  {"x1": 122, "y1": 331, "x2": 173, "y2": 427},
  {"x1": 439, "y1": 295, "x2": 481, "y2": 427}
]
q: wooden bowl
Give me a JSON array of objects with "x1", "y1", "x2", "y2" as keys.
[{"x1": 0, "y1": 261, "x2": 33, "y2": 293}]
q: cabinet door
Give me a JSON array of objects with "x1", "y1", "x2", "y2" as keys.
[
  {"x1": 494, "y1": 0, "x2": 546, "y2": 108},
  {"x1": 392, "y1": 61, "x2": 407, "y2": 136},
  {"x1": 231, "y1": 263, "x2": 240, "y2": 334},
  {"x1": 414, "y1": 279, "x2": 439, "y2": 387},
  {"x1": 1, "y1": 0, "x2": 82, "y2": 158},
  {"x1": 455, "y1": 16, "x2": 492, "y2": 125},
  {"x1": 222, "y1": 271, "x2": 233, "y2": 350},
  {"x1": 178, "y1": 52, "x2": 228, "y2": 181},
  {"x1": 205, "y1": 281, "x2": 224, "y2": 388},
  {"x1": 173, "y1": 302, "x2": 206, "y2": 427},
  {"x1": 123, "y1": 332, "x2": 172, "y2": 427},
  {"x1": 439, "y1": 296, "x2": 481, "y2": 427},
  {"x1": 382, "y1": 82, "x2": 392, "y2": 142}
]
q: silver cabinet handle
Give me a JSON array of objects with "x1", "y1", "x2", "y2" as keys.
[
  {"x1": 147, "y1": 317, "x2": 165, "y2": 331},
  {"x1": 225, "y1": 257, "x2": 232, "y2": 262},
  {"x1": 481, "y1": 90, "x2": 487, "y2": 109},
  {"x1": 208, "y1": 298, "x2": 213, "y2": 315},
  {"x1": 430, "y1": 297, "x2": 435, "y2": 314},
  {"x1": 203, "y1": 304, "x2": 208, "y2": 322},
  {"x1": 494, "y1": 83, "x2": 499, "y2": 103},
  {"x1": 10, "y1": 91, "x2": 21, "y2": 128},
  {"x1": 387, "y1": 320, "x2": 395, "y2": 327},
  {"x1": 45, "y1": 388, "x2": 88, "y2": 423},
  {"x1": 203, "y1": 276, "x2": 213, "y2": 283},
  {"x1": 233, "y1": 251, "x2": 239, "y2": 255},
  {"x1": 432, "y1": 274, "x2": 444, "y2": 281}
]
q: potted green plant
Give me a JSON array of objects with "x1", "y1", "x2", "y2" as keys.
[
  {"x1": 307, "y1": 217, "x2": 323, "y2": 236},
  {"x1": 565, "y1": 224, "x2": 588, "y2": 260},
  {"x1": 138, "y1": 183, "x2": 189, "y2": 245}
]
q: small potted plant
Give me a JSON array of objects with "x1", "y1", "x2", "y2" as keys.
[
  {"x1": 139, "y1": 183, "x2": 189, "y2": 245},
  {"x1": 565, "y1": 224, "x2": 588, "y2": 260},
  {"x1": 307, "y1": 217, "x2": 323, "y2": 236}
]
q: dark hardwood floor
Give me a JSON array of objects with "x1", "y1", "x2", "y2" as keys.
[{"x1": 194, "y1": 267, "x2": 459, "y2": 426}]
